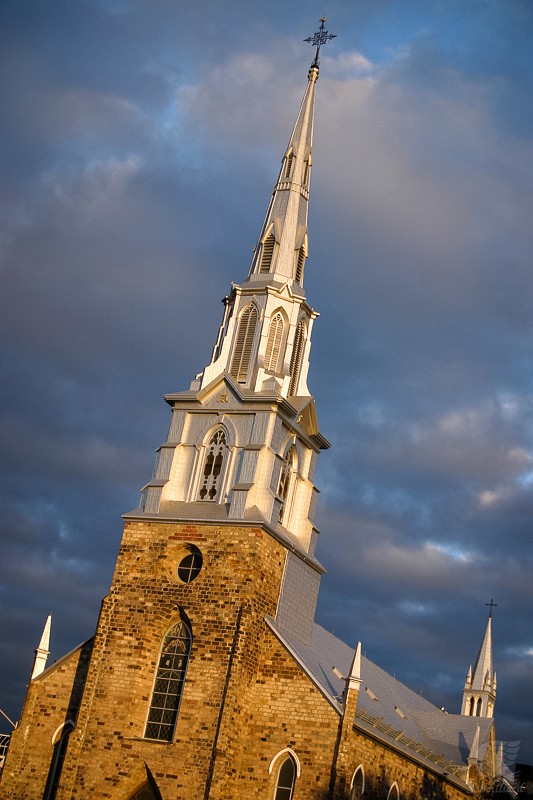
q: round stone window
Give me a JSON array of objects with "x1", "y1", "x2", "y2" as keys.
[{"x1": 177, "y1": 548, "x2": 203, "y2": 584}]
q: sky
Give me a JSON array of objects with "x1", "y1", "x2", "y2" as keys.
[{"x1": 1, "y1": 0, "x2": 532, "y2": 767}]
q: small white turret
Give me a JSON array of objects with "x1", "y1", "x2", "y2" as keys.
[{"x1": 31, "y1": 615, "x2": 51, "y2": 680}]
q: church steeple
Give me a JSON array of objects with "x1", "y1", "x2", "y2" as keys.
[
  {"x1": 137, "y1": 24, "x2": 332, "y2": 577},
  {"x1": 197, "y1": 20, "x2": 335, "y2": 400},
  {"x1": 247, "y1": 61, "x2": 317, "y2": 285},
  {"x1": 461, "y1": 604, "x2": 497, "y2": 718}
]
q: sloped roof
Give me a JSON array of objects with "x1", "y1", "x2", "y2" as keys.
[{"x1": 267, "y1": 619, "x2": 494, "y2": 785}]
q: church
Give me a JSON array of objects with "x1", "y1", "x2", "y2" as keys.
[{"x1": 0, "y1": 20, "x2": 503, "y2": 800}]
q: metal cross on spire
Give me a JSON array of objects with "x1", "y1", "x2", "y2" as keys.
[
  {"x1": 486, "y1": 598, "x2": 498, "y2": 617},
  {"x1": 304, "y1": 17, "x2": 337, "y2": 68}
]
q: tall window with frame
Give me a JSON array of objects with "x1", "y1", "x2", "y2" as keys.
[
  {"x1": 144, "y1": 619, "x2": 192, "y2": 742},
  {"x1": 274, "y1": 755, "x2": 297, "y2": 800},
  {"x1": 198, "y1": 427, "x2": 228, "y2": 501}
]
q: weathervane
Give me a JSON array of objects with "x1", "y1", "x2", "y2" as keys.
[{"x1": 304, "y1": 16, "x2": 337, "y2": 68}]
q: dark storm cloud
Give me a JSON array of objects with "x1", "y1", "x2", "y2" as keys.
[{"x1": 1, "y1": 0, "x2": 532, "y2": 764}]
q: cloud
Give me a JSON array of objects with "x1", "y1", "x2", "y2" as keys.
[{"x1": 0, "y1": 0, "x2": 532, "y2": 763}]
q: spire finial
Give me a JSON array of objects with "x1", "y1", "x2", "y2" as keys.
[
  {"x1": 486, "y1": 598, "x2": 497, "y2": 618},
  {"x1": 304, "y1": 16, "x2": 337, "y2": 69}
]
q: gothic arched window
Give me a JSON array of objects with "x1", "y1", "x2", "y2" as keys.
[
  {"x1": 144, "y1": 619, "x2": 191, "y2": 742},
  {"x1": 278, "y1": 444, "x2": 297, "y2": 525},
  {"x1": 475, "y1": 697, "x2": 482, "y2": 716},
  {"x1": 468, "y1": 696, "x2": 474, "y2": 716},
  {"x1": 230, "y1": 304, "x2": 258, "y2": 383},
  {"x1": 42, "y1": 722, "x2": 74, "y2": 800},
  {"x1": 265, "y1": 312, "x2": 285, "y2": 373},
  {"x1": 274, "y1": 755, "x2": 296, "y2": 800},
  {"x1": 350, "y1": 765, "x2": 365, "y2": 799},
  {"x1": 198, "y1": 428, "x2": 227, "y2": 501},
  {"x1": 289, "y1": 319, "x2": 306, "y2": 396},
  {"x1": 387, "y1": 782, "x2": 400, "y2": 800}
]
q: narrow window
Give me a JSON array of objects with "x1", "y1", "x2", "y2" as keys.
[
  {"x1": 278, "y1": 445, "x2": 297, "y2": 524},
  {"x1": 289, "y1": 319, "x2": 306, "y2": 396},
  {"x1": 145, "y1": 619, "x2": 191, "y2": 742},
  {"x1": 259, "y1": 233, "x2": 276, "y2": 273},
  {"x1": 43, "y1": 724, "x2": 73, "y2": 800},
  {"x1": 230, "y1": 304, "x2": 258, "y2": 382},
  {"x1": 468, "y1": 696, "x2": 474, "y2": 716},
  {"x1": 295, "y1": 246, "x2": 306, "y2": 284},
  {"x1": 198, "y1": 428, "x2": 227, "y2": 501},
  {"x1": 274, "y1": 755, "x2": 296, "y2": 800},
  {"x1": 284, "y1": 152, "x2": 294, "y2": 179},
  {"x1": 265, "y1": 313, "x2": 285, "y2": 373},
  {"x1": 475, "y1": 697, "x2": 482, "y2": 716}
]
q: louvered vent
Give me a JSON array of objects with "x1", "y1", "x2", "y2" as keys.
[
  {"x1": 230, "y1": 305, "x2": 258, "y2": 383},
  {"x1": 295, "y1": 246, "x2": 306, "y2": 284},
  {"x1": 285, "y1": 152, "x2": 294, "y2": 179},
  {"x1": 259, "y1": 233, "x2": 275, "y2": 274},
  {"x1": 302, "y1": 159, "x2": 310, "y2": 186},
  {"x1": 264, "y1": 313, "x2": 285, "y2": 372},
  {"x1": 289, "y1": 319, "x2": 306, "y2": 396}
]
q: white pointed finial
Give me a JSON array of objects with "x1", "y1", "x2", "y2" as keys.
[
  {"x1": 31, "y1": 615, "x2": 51, "y2": 680},
  {"x1": 346, "y1": 641, "x2": 362, "y2": 692}
]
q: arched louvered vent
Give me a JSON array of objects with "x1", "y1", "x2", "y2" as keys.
[
  {"x1": 302, "y1": 159, "x2": 310, "y2": 186},
  {"x1": 289, "y1": 319, "x2": 306, "y2": 396},
  {"x1": 259, "y1": 233, "x2": 275, "y2": 274},
  {"x1": 264, "y1": 312, "x2": 285, "y2": 373},
  {"x1": 295, "y1": 246, "x2": 306, "y2": 284},
  {"x1": 230, "y1": 304, "x2": 258, "y2": 383},
  {"x1": 285, "y1": 152, "x2": 294, "y2": 179}
]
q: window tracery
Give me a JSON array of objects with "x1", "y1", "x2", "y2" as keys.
[
  {"x1": 144, "y1": 619, "x2": 191, "y2": 742},
  {"x1": 198, "y1": 428, "x2": 227, "y2": 501}
]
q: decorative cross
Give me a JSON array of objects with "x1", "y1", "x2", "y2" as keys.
[
  {"x1": 304, "y1": 17, "x2": 337, "y2": 68},
  {"x1": 486, "y1": 598, "x2": 498, "y2": 617}
]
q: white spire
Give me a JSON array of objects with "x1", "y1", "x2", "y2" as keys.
[
  {"x1": 346, "y1": 641, "x2": 362, "y2": 693},
  {"x1": 461, "y1": 610, "x2": 496, "y2": 718},
  {"x1": 198, "y1": 44, "x2": 334, "y2": 399},
  {"x1": 247, "y1": 64, "x2": 317, "y2": 285},
  {"x1": 31, "y1": 614, "x2": 51, "y2": 680}
]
